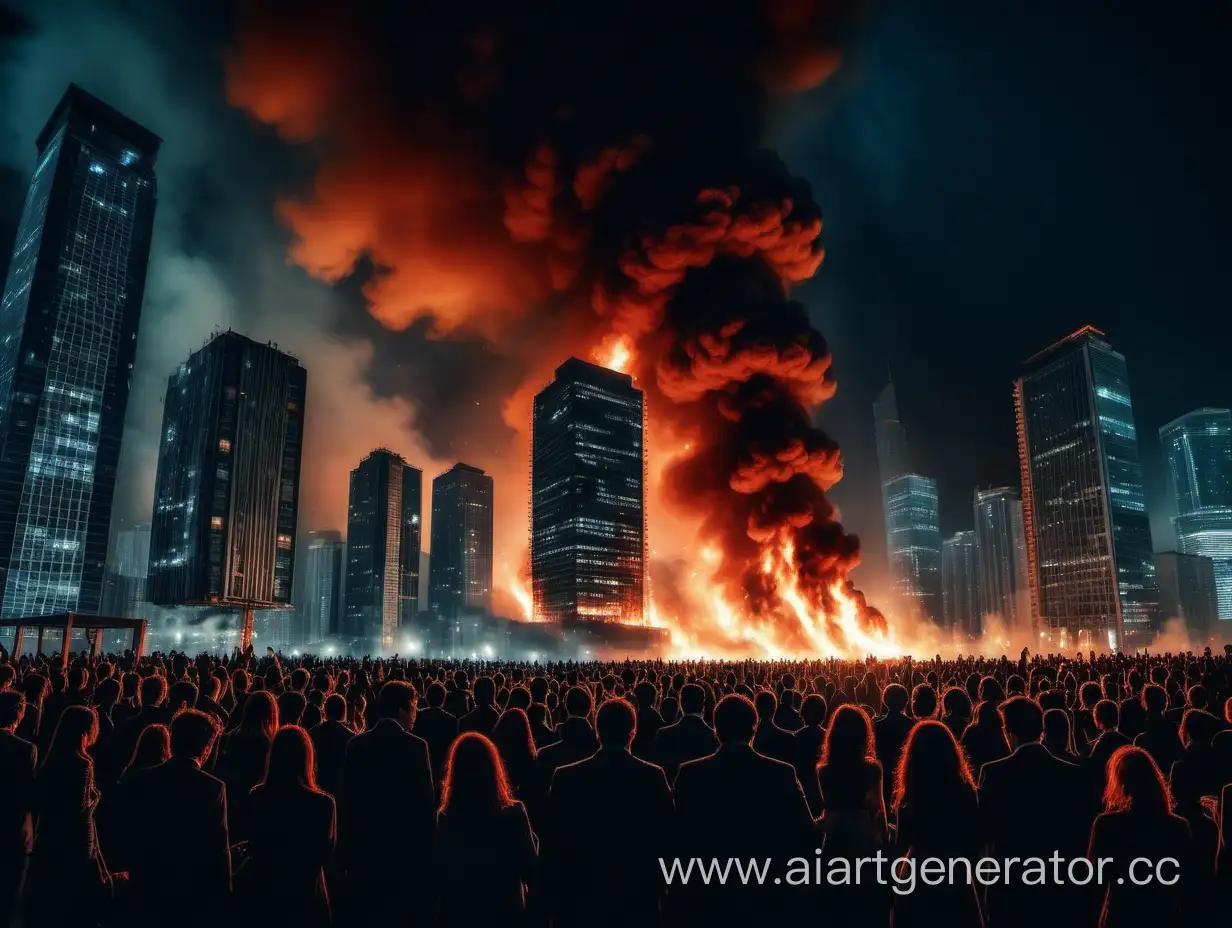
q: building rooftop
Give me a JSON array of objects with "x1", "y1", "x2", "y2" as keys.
[
  {"x1": 1022, "y1": 324, "x2": 1112, "y2": 371},
  {"x1": 37, "y1": 83, "x2": 162, "y2": 161},
  {"x1": 554, "y1": 356, "x2": 637, "y2": 390}
]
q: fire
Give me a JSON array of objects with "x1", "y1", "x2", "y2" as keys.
[
  {"x1": 594, "y1": 334, "x2": 634, "y2": 374},
  {"x1": 509, "y1": 577, "x2": 534, "y2": 623}
]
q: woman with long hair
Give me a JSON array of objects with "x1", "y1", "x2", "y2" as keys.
[
  {"x1": 1088, "y1": 746, "x2": 1192, "y2": 928},
  {"x1": 892, "y1": 721, "x2": 982, "y2": 928},
  {"x1": 219, "y1": 690, "x2": 279, "y2": 841},
  {"x1": 241, "y1": 726, "x2": 336, "y2": 926},
  {"x1": 961, "y1": 699, "x2": 1010, "y2": 778},
  {"x1": 492, "y1": 707, "x2": 546, "y2": 829},
  {"x1": 435, "y1": 732, "x2": 538, "y2": 927},
  {"x1": 97, "y1": 723, "x2": 171, "y2": 873},
  {"x1": 24, "y1": 705, "x2": 108, "y2": 928}
]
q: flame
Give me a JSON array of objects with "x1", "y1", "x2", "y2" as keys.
[
  {"x1": 510, "y1": 578, "x2": 534, "y2": 622},
  {"x1": 593, "y1": 333, "x2": 634, "y2": 374}
]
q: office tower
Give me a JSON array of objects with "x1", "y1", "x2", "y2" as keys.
[
  {"x1": 147, "y1": 332, "x2": 306, "y2": 625},
  {"x1": 299, "y1": 529, "x2": 344, "y2": 644},
  {"x1": 973, "y1": 487, "x2": 1030, "y2": 632},
  {"x1": 1014, "y1": 326, "x2": 1157, "y2": 650},
  {"x1": 1154, "y1": 552, "x2": 1218, "y2": 640},
  {"x1": 1159, "y1": 408, "x2": 1232, "y2": 621},
  {"x1": 0, "y1": 85, "x2": 160, "y2": 617},
  {"x1": 873, "y1": 380, "x2": 909, "y2": 489},
  {"x1": 942, "y1": 530, "x2": 980, "y2": 639},
  {"x1": 102, "y1": 522, "x2": 151, "y2": 619},
  {"x1": 429, "y1": 463, "x2": 493, "y2": 620},
  {"x1": 344, "y1": 449, "x2": 422, "y2": 648},
  {"x1": 883, "y1": 473, "x2": 943, "y2": 624},
  {"x1": 531, "y1": 357, "x2": 645, "y2": 625}
]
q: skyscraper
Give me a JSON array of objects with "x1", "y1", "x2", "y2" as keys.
[
  {"x1": 429, "y1": 463, "x2": 493, "y2": 620},
  {"x1": 973, "y1": 487, "x2": 1030, "y2": 632},
  {"x1": 1154, "y1": 552, "x2": 1218, "y2": 640},
  {"x1": 102, "y1": 522, "x2": 151, "y2": 620},
  {"x1": 299, "y1": 529, "x2": 345, "y2": 645},
  {"x1": 942, "y1": 530, "x2": 980, "y2": 639},
  {"x1": 147, "y1": 332, "x2": 306, "y2": 629},
  {"x1": 883, "y1": 473, "x2": 943, "y2": 624},
  {"x1": 1014, "y1": 325, "x2": 1157, "y2": 650},
  {"x1": 531, "y1": 357, "x2": 645, "y2": 625},
  {"x1": 873, "y1": 380, "x2": 909, "y2": 489},
  {"x1": 344, "y1": 449, "x2": 422, "y2": 648},
  {"x1": 1159, "y1": 408, "x2": 1232, "y2": 622},
  {"x1": 0, "y1": 85, "x2": 160, "y2": 617}
]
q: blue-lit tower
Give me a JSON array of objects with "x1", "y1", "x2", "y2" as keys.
[{"x1": 883, "y1": 473, "x2": 943, "y2": 624}]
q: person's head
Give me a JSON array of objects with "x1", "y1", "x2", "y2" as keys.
[
  {"x1": 679, "y1": 683, "x2": 704, "y2": 716},
  {"x1": 66, "y1": 666, "x2": 88, "y2": 692},
  {"x1": 998, "y1": 696, "x2": 1043, "y2": 748},
  {"x1": 168, "y1": 680, "x2": 198, "y2": 712},
  {"x1": 882, "y1": 683, "x2": 909, "y2": 714},
  {"x1": 893, "y1": 719, "x2": 973, "y2": 813},
  {"x1": 910, "y1": 683, "x2": 937, "y2": 719},
  {"x1": 492, "y1": 707, "x2": 537, "y2": 762},
  {"x1": 801, "y1": 693, "x2": 828, "y2": 728},
  {"x1": 754, "y1": 689, "x2": 777, "y2": 722},
  {"x1": 21, "y1": 672, "x2": 47, "y2": 702},
  {"x1": 425, "y1": 681, "x2": 445, "y2": 709},
  {"x1": 1141, "y1": 684, "x2": 1167, "y2": 717},
  {"x1": 171, "y1": 708, "x2": 222, "y2": 765},
  {"x1": 47, "y1": 705, "x2": 99, "y2": 763},
  {"x1": 263, "y1": 725, "x2": 317, "y2": 790},
  {"x1": 439, "y1": 732, "x2": 515, "y2": 816},
  {"x1": 1043, "y1": 708, "x2": 1072, "y2": 754},
  {"x1": 596, "y1": 697, "x2": 637, "y2": 749},
  {"x1": 1179, "y1": 708, "x2": 1221, "y2": 749},
  {"x1": 1094, "y1": 699, "x2": 1119, "y2": 732},
  {"x1": 713, "y1": 693, "x2": 757, "y2": 745},
  {"x1": 127, "y1": 723, "x2": 171, "y2": 772},
  {"x1": 1103, "y1": 745, "x2": 1171, "y2": 816},
  {"x1": 140, "y1": 674, "x2": 167, "y2": 708},
  {"x1": 821, "y1": 704, "x2": 876, "y2": 768},
  {"x1": 323, "y1": 693, "x2": 347, "y2": 723},
  {"x1": 95, "y1": 677, "x2": 121, "y2": 709},
  {"x1": 290, "y1": 667, "x2": 310, "y2": 693},
  {"x1": 277, "y1": 690, "x2": 307, "y2": 727},
  {"x1": 0, "y1": 689, "x2": 26, "y2": 732},
  {"x1": 1185, "y1": 684, "x2": 1207, "y2": 711},
  {"x1": 507, "y1": 686, "x2": 531, "y2": 711},
  {"x1": 242, "y1": 690, "x2": 280, "y2": 741},
  {"x1": 0, "y1": 664, "x2": 13, "y2": 691},
  {"x1": 378, "y1": 680, "x2": 417, "y2": 727},
  {"x1": 474, "y1": 676, "x2": 495, "y2": 708},
  {"x1": 231, "y1": 668, "x2": 250, "y2": 695},
  {"x1": 941, "y1": 686, "x2": 972, "y2": 721},
  {"x1": 1079, "y1": 681, "x2": 1102, "y2": 710},
  {"x1": 978, "y1": 676, "x2": 1005, "y2": 705},
  {"x1": 633, "y1": 680, "x2": 656, "y2": 711},
  {"x1": 564, "y1": 685, "x2": 592, "y2": 720}
]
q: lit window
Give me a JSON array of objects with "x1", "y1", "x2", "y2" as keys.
[
  {"x1": 211, "y1": 516, "x2": 224, "y2": 530},
  {"x1": 277, "y1": 534, "x2": 293, "y2": 550},
  {"x1": 218, "y1": 439, "x2": 232, "y2": 452}
]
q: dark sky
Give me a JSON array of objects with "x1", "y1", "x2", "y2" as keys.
[{"x1": 1, "y1": 1, "x2": 1229, "y2": 593}]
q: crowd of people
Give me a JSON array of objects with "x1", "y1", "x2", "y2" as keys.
[{"x1": 1, "y1": 643, "x2": 1230, "y2": 928}]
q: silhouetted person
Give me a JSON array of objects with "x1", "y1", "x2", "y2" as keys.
[
  {"x1": 219, "y1": 689, "x2": 278, "y2": 842},
  {"x1": 546, "y1": 698, "x2": 674, "y2": 928},
  {"x1": 128, "y1": 709, "x2": 231, "y2": 927},
  {"x1": 434, "y1": 732, "x2": 538, "y2": 927},
  {"x1": 1088, "y1": 746, "x2": 1192, "y2": 928},
  {"x1": 874, "y1": 683, "x2": 913, "y2": 804},
  {"x1": 243, "y1": 725, "x2": 336, "y2": 927},
  {"x1": 1133, "y1": 684, "x2": 1183, "y2": 774},
  {"x1": 96, "y1": 722, "x2": 170, "y2": 874},
  {"x1": 962, "y1": 699, "x2": 1010, "y2": 778},
  {"x1": 278, "y1": 688, "x2": 308, "y2": 727},
  {"x1": 774, "y1": 675, "x2": 803, "y2": 731},
  {"x1": 793, "y1": 692, "x2": 827, "y2": 817},
  {"x1": 1044, "y1": 706, "x2": 1080, "y2": 760},
  {"x1": 310, "y1": 694, "x2": 354, "y2": 800},
  {"x1": 538, "y1": 686, "x2": 599, "y2": 780},
  {"x1": 24, "y1": 705, "x2": 105, "y2": 928},
  {"x1": 673, "y1": 694, "x2": 813, "y2": 927},
  {"x1": 653, "y1": 683, "x2": 716, "y2": 783},
  {"x1": 16, "y1": 672, "x2": 46, "y2": 745},
  {"x1": 109, "y1": 673, "x2": 169, "y2": 780},
  {"x1": 893, "y1": 721, "x2": 982, "y2": 928},
  {"x1": 631, "y1": 680, "x2": 663, "y2": 760},
  {"x1": 413, "y1": 681, "x2": 458, "y2": 787},
  {"x1": 940, "y1": 686, "x2": 973, "y2": 741},
  {"x1": 752, "y1": 689, "x2": 795, "y2": 763},
  {"x1": 342, "y1": 680, "x2": 435, "y2": 928},
  {"x1": 492, "y1": 707, "x2": 547, "y2": 828},
  {"x1": 979, "y1": 696, "x2": 1093, "y2": 928},
  {"x1": 0, "y1": 690, "x2": 36, "y2": 927},
  {"x1": 459, "y1": 675, "x2": 501, "y2": 736}
]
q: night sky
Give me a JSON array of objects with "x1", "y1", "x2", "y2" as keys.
[{"x1": 1, "y1": 0, "x2": 1229, "y2": 596}]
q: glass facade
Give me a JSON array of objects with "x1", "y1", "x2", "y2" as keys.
[
  {"x1": 0, "y1": 86, "x2": 160, "y2": 617},
  {"x1": 147, "y1": 332, "x2": 306, "y2": 608},
  {"x1": 884, "y1": 473, "x2": 943, "y2": 624},
  {"x1": 942, "y1": 530, "x2": 979, "y2": 639},
  {"x1": 1015, "y1": 326, "x2": 1157, "y2": 651},
  {"x1": 1160, "y1": 408, "x2": 1232, "y2": 621},
  {"x1": 300, "y1": 529, "x2": 344, "y2": 645},
  {"x1": 344, "y1": 450, "x2": 422, "y2": 649},
  {"x1": 429, "y1": 463, "x2": 493, "y2": 620},
  {"x1": 873, "y1": 381, "x2": 909, "y2": 488},
  {"x1": 531, "y1": 357, "x2": 645, "y2": 625},
  {"x1": 101, "y1": 522, "x2": 150, "y2": 620},
  {"x1": 1154, "y1": 551, "x2": 1218, "y2": 639},
  {"x1": 973, "y1": 487, "x2": 1030, "y2": 632}
]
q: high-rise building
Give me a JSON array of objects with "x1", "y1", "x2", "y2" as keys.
[
  {"x1": 0, "y1": 85, "x2": 160, "y2": 617},
  {"x1": 883, "y1": 473, "x2": 943, "y2": 624},
  {"x1": 1014, "y1": 325, "x2": 1157, "y2": 650},
  {"x1": 344, "y1": 450, "x2": 422, "y2": 649},
  {"x1": 942, "y1": 530, "x2": 980, "y2": 639},
  {"x1": 147, "y1": 332, "x2": 306, "y2": 619},
  {"x1": 1154, "y1": 552, "x2": 1219, "y2": 640},
  {"x1": 429, "y1": 463, "x2": 493, "y2": 620},
  {"x1": 1159, "y1": 408, "x2": 1232, "y2": 622},
  {"x1": 102, "y1": 522, "x2": 151, "y2": 619},
  {"x1": 299, "y1": 529, "x2": 344, "y2": 645},
  {"x1": 973, "y1": 487, "x2": 1030, "y2": 633},
  {"x1": 531, "y1": 357, "x2": 645, "y2": 625},
  {"x1": 873, "y1": 380, "x2": 909, "y2": 489}
]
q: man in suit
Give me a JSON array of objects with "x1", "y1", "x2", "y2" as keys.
[
  {"x1": 653, "y1": 683, "x2": 717, "y2": 783},
  {"x1": 546, "y1": 698, "x2": 674, "y2": 928},
  {"x1": 672, "y1": 694, "x2": 814, "y2": 927},
  {"x1": 0, "y1": 690, "x2": 35, "y2": 927},
  {"x1": 342, "y1": 680, "x2": 435, "y2": 928},
  {"x1": 128, "y1": 708, "x2": 231, "y2": 927},
  {"x1": 630, "y1": 680, "x2": 663, "y2": 761},
  {"x1": 979, "y1": 696, "x2": 1096, "y2": 928},
  {"x1": 538, "y1": 686, "x2": 599, "y2": 780},
  {"x1": 1087, "y1": 698, "x2": 1131, "y2": 794},
  {"x1": 457, "y1": 674, "x2": 500, "y2": 736},
  {"x1": 411, "y1": 681, "x2": 458, "y2": 788},
  {"x1": 793, "y1": 693, "x2": 827, "y2": 818},
  {"x1": 310, "y1": 694, "x2": 354, "y2": 800},
  {"x1": 752, "y1": 690, "x2": 796, "y2": 764}
]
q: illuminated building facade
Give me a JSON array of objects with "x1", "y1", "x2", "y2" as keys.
[
  {"x1": 299, "y1": 529, "x2": 344, "y2": 644},
  {"x1": 345, "y1": 450, "x2": 422, "y2": 648},
  {"x1": 531, "y1": 358, "x2": 645, "y2": 625},
  {"x1": 102, "y1": 522, "x2": 151, "y2": 620},
  {"x1": 0, "y1": 85, "x2": 159, "y2": 617},
  {"x1": 429, "y1": 463, "x2": 493, "y2": 620},
  {"x1": 942, "y1": 530, "x2": 980, "y2": 638},
  {"x1": 147, "y1": 332, "x2": 306, "y2": 610},
  {"x1": 973, "y1": 487, "x2": 1030, "y2": 632},
  {"x1": 1159, "y1": 408, "x2": 1232, "y2": 622},
  {"x1": 1015, "y1": 326, "x2": 1157, "y2": 650},
  {"x1": 884, "y1": 473, "x2": 943, "y2": 624},
  {"x1": 1154, "y1": 551, "x2": 1218, "y2": 639}
]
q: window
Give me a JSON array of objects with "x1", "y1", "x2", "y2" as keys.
[
  {"x1": 211, "y1": 516, "x2": 224, "y2": 530},
  {"x1": 218, "y1": 438, "x2": 231, "y2": 453},
  {"x1": 277, "y1": 534, "x2": 293, "y2": 550}
]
